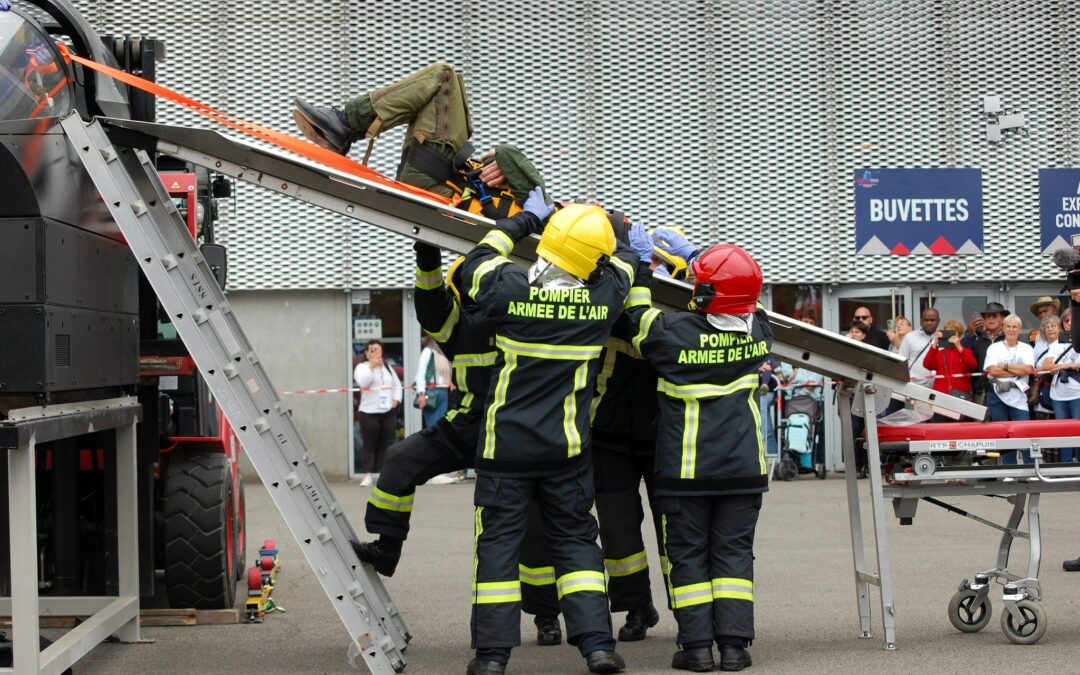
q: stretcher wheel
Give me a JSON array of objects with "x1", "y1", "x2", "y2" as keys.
[
  {"x1": 948, "y1": 589, "x2": 992, "y2": 633},
  {"x1": 913, "y1": 455, "x2": 936, "y2": 476},
  {"x1": 1001, "y1": 599, "x2": 1047, "y2": 645},
  {"x1": 261, "y1": 555, "x2": 275, "y2": 571},
  {"x1": 814, "y1": 463, "x2": 827, "y2": 480}
]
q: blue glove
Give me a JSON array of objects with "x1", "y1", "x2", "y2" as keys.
[
  {"x1": 651, "y1": 226, "x2": 697, "y2": 263},
  {"x1": 523, "y1": 186, "x2": 554, "y2": 223},
  {"x1": 0, "y1": 1, "x2": 11, "y2": 11},
  {"x1": 628, "y1": 222, "x2": 654, "y2": 263}
]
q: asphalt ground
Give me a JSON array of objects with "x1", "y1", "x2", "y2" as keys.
[{"x1": 74, "y1": 474, "x2": 1080, "y2": 674}]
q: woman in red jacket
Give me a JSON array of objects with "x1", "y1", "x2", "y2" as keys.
[{"x1": 923, "y1": 318, "x2": 978, "y2": 399}]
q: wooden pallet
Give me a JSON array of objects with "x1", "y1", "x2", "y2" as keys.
[{"x1": 0, "y1": 608, "x2": 240, "y2": 629}]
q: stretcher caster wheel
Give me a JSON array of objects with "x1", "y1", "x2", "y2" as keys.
[
  {"x1": 913, "y1": 455, "x2": 936, "y2": 477},
  {"x1": 814, "y1": 463, "x2": 827, "y2": 480},
  {"x1": 948, "y1": 589, "x2": 992, "y2": 633},
  {"x1": 1001, "y1": 599, "x2": 1047, "y2": 645}
]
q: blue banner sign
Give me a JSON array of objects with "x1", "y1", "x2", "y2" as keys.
[
  {"x1": 1039, "y1": 169, "x2": 1080, "y2": 254},
  {"x1": 854, "y1": 168, "x2": 983, "y2": 255}
]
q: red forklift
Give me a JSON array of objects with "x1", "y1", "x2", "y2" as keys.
[{"x1": 0, "y1": 0, "x2": 246, "y2": 632}]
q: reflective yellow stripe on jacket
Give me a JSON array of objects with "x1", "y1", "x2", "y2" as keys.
[
  {"x1": 631, "y1": 308, "x2": 662, "y2": 353},
  {"x1": 482, "y1": 351, "x2": 518, "y2": 460},
  {"x1": 658, "y1": 373, "x2": 759, "y2": 479},
  {"x1": 656, "y1": 373, "x2": 760, "y2": 400},
  {"x1": 469, "y1": 256, "x2": 512, "y2": 300},
  {"x1": 428, "y1": 301, "x2": 460, "y2": 342},
  {"x1": 480, "y1": 229, "x2": 514, "y2": 257},
  {"x1": 414, "y1": 265, "x2": 443, "y2": 290}
]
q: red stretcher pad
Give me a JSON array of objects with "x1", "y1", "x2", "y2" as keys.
[{"x1": 876, "y1": 419, "x2": 1080, "y2": 443}]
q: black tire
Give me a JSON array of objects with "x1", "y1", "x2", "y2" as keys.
[
  {"x1": 163, "y1": 452, "x2": 237, "y2": 609},
  {"x1": 234, "y1": 475, "x2": 247, "y2": 581},
  {"x1": 775, "y1": 457, "x2": 798, "y2": 482}
]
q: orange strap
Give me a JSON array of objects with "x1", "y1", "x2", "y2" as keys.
[{"x1": 55, "y1": 42, "x2": 449, "y2": 205}]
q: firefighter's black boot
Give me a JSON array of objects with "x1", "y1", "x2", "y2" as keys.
[
  {"x1": 719, "y1": 645, "x2": 752, "y2": 671},
  {"x1": 349, "y1": 536, "x2": 403, "y2": 577},
  {"x1": 585, "y1": 650, "x2": 626, "y2": 673},
  {"x1": 465, "y1": 658, "x2": 507, "y2": 675},
  {"x1": 534, "y1": 614, "x2": 562, "y2": 646},
  {"x1": 292, "y1": 97, "x2": 355, "y2": 155},
  {"x1": 671, "y1": 647, "x2": 714, "y2": 672},
  {"x1": 617, "y1": 602, "x2": 659, "y2": 641}
]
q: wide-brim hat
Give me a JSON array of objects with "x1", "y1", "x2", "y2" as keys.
[
  {"x1": 979, "y1": 301, "x2": 1009, "y2": 317},
  {"x1": 1029, "y1": 295, "x2": 1061, "y2": 315}
]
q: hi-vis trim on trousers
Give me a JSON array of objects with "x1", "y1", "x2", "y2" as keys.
[
  {"x1": 604, "y1": 551, "x2": 648, "y2": 578},
  {"x1": 368, "y1": 486, "x2": 414, "y2": 513},
  {"x1": 519, "y1": 564, "x2": 556, "y2": 586},
  {"x1": 556, "y1": 570, "x2": 606, "y2": 600},
  {"x1": 712, "y1": 577, "x2": 754, "y2": 602},
  {"x1": 472, "y1": 580, "x2": 522, "y2": 604},
  {"x1": 670, "y1": 581, "x2": 713, "y2": 609}
]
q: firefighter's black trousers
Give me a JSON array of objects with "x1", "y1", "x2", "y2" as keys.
[
  {"x1": 592, "y1": 446, "x2": 666, "y2": 612},
  {"x1": 471, "y1": 465, "x2": 612, "y2": 649},
  {"x1": 659, "y1": 493, "x2": 762, "y2": 646},
  {"x1": 365, "y1": 418, "x2": 558, "y2": 616}
]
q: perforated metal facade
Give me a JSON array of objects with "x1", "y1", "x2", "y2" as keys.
[{"x1": 66, "y1": 0, "x2": 1077, "y2": 290}]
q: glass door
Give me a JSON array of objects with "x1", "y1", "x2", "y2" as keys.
[{"x1": 818, "y1": 286, "x2": 912, "y2": 471}]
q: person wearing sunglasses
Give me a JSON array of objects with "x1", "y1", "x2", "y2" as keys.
[{"x1": 850, "y1": 307, "x2": 891, "y2": 351}]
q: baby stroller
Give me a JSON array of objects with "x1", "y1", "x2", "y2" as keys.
[{"x1": 775, "y1": 394, "x2": 826, "y2": 481}]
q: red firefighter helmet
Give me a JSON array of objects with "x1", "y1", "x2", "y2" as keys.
[{"x1": 689, "y1": 244, "x2": 763, "y2": 314}]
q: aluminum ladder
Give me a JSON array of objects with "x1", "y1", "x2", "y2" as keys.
[{"x1": 60, "y1": 114, "x2": 409, "y2": 674}]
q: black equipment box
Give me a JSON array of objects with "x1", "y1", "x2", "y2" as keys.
[{"x1": 0, "y1": 217, "x2": 138, "y2": 393}]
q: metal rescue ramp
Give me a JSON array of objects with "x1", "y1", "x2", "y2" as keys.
[
  {"x1": 95, "y1": 116, "x2": 989, "y2": 650},
  {"x1": 60, "y1": 114, "x2": 409, "y2": 675}
]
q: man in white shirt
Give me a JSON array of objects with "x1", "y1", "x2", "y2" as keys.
[{"x1": 898, "y1": 307, "x2": 939, "y2": 387}]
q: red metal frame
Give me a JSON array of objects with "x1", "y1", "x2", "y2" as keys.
[{"x1": 159, "y1": 172, "x2": 197, "y2": 237}]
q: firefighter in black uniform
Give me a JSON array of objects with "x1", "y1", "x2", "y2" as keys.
[
  {"x1": 623, "y1": 242, "x2": 771, "y2": 673},
  {"x1": 353, "y1": 235, "x2": 563, "y2": 644},
  {"x1": 461, "y1": 197, "x2": 645, "y2": 675},
  {"x1": 590, "y1": 217, "x2": 665, "y2": 642}
]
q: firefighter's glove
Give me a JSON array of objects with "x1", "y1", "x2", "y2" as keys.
[
  {"x1": 652, "y1": 227, "x2": 697, "y2": 263},
  {"x1": 523, "y1": 186, "x2": 554, "y2": 223},
  {"x1": 628, "y1": 222, "x2": 654, "y2": 263},
  {"x1": 413, "y1": 240, "x2": 442, "y2": 272},
  {"x1": 0, "y1": 1, "x2": 10, "y2": 11}
]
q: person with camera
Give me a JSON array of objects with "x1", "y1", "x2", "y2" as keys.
[
  {"x1": 1041, "y1": 315, "x2": 1080, "y2": 462},
  {"x1": 921, "y1": 319, "x2": 977, "y2": 404},
  {"x1": 984, "y1": 314, "x2": 1036, "y2": 463}
]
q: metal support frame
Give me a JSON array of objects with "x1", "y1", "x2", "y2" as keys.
[{"x1": 1, "y1": 397, "x2": 141, "y2": 675}]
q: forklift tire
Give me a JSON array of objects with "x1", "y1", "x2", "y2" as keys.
[
  {"x1": 234, "y1": 476, "x2": 247, "y2": 581},
  {"x1": 163, "y1": 452, "x2": 237, "y2": 609}
]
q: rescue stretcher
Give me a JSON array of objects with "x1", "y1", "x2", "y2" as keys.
[{"x1": 871, "y1": 419, "x2": 1080, "y2": 645}]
